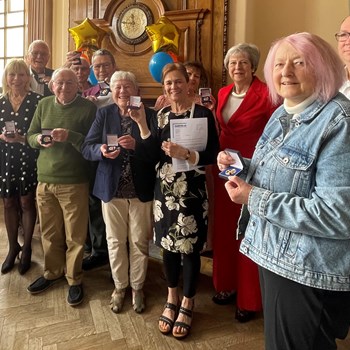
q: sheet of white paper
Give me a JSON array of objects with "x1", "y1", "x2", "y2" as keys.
[{"x1": 170, "y1": 118, "x2": 207, "y2": 172}]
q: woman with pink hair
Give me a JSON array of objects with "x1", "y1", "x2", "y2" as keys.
[{"x1": 218, "y1": 32, "x2": 350, "y2": 349}]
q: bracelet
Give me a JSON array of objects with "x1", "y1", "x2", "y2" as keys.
[{"x1": 185, "y1": 149, "x2": 191, "y2": 160}]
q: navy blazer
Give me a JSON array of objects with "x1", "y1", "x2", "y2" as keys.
[{"x1": 82, "y1": 104, "x2": 157, "y2": 203}]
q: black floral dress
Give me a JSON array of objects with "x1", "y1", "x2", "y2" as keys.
[
  {"x1": 148, "y1": 105, "x2": 219, "y2": 254},
  {"x1": 0, "y1": 92, "x2": 41, "y2": 198}
]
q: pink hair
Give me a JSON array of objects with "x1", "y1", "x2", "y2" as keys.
[{"x1": 264, "y1": 32, "x2": 346, "y2": 105}]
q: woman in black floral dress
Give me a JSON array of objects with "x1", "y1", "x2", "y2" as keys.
[
  {"x1": 0, "y1": 59, "x2": 41, "y2": 275},
  {"x1": 131, "y1": 63, "x2": 219, "y2": 339}
]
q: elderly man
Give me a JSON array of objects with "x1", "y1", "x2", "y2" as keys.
[
  {"x1": 71, "y1": 57, "x2": 93, "y2": 94},
  {"x1": 26, "y1": 40, "x2": 54, "y2": 96},
  {"x1": 335, "y1": 16, "x2": 350, "y2": 98},
  {"x1": 64, "y1": 51, "x2": 94, "y2": 94},
  {"x1": 26, "y1": 68, "x2": 97, "y2": 306}
]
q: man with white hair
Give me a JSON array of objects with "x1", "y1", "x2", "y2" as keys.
[
  {"x1": 26, "y1": 68, "x2": 96, "y2": 306},
  {"x1": 26, "y1": 40, "x2": 54, "y2": 96}
]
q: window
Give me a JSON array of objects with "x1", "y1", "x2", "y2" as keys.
[{"x1": 0, "y1": 0, "x2": 25, "y2": 88}]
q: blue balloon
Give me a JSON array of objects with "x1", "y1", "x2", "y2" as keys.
[
  {"x1": 88, "y1": 67, "x2": 98, "y2": 86},
  {"x1": 149, "y1": 52, "x2": 174, "y2": 83}
]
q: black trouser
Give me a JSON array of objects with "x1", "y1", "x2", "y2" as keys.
[
  {"x1": 259, "y1": 266, "x2": 350, "y2": 350},
  {"x1": 88, "y1": 194, "x2": 107, "y2": 257},
  {"x1": 162, "y1": 249, "x2": 201, "y2": 298}
]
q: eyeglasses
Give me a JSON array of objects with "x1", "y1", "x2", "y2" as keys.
[
  {"x1": 53, "y1": 80, "x2": 77, "y2": 87},
  {"x1": 335, "y1": 31, "x2": 350, "y2": 42},
  {"x1": 30, "y1": 51, "x2": 49, "y2": 57}
]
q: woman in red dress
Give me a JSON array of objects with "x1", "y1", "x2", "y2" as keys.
[{"x1": 212, "y1": 43, "x2": 278, "y2": 322}]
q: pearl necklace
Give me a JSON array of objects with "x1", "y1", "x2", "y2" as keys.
[{"x1": 231, "y1": 90, "x2": 247, "y2": 98}]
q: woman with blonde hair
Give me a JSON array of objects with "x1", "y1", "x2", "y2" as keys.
[{"x1": 0, "y1": 59, "x2": 41, "y2": 274}]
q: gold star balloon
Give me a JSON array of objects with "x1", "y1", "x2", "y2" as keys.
[
  {"x1": 69, "y1": 18, "x2": 107, "y2": 51},
  {"x1": 146, "y1": 16, "x2": 180, "y2": 54}
]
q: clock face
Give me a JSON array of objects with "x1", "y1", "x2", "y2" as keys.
[
  {"x1": 121, "y1": 8, "x2": 147, "y2": 39},
  {"x1": 117, "y1": 4, "x2": 153, "y2": 45}
]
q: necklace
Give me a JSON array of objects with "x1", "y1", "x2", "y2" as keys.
[
  {"x1": 231, "y1": 90, "x2": 247, "y2": 98},
  {"x1": 9, "y1": 93, "x2": 25, "y2": 105},
  {"x1": 9, "y1": 93, "x2": 26, "y2": 112},
  {"x1": 232, "y1": 79, "x2": 252, "y2": 95},
  {"x1": 172, "y1": 105, "x2": 192, "y2": 115}
]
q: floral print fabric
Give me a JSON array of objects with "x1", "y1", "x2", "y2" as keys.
[{"x1": 153, "y1": 108, "x2": 208, "y2": 254}]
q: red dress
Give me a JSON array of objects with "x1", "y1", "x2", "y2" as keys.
[{"x1": 212, "y1": 77, "x2": 277, "y2": 310}]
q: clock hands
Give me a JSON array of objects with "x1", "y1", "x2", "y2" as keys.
[
  {"x1": 121, "y1": 14, "x2": 135, "y2": 26},
  {"x1": 117, "y1": 4, "x2": 151, "y2": 45}
]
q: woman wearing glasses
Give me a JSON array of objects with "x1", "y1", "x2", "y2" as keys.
[
  {"x1": 81, "y1": 49, "x2": 118, "y2": 271},
  {"x1": 83, "y1": 49, "x2": 117, "y2": 108}
]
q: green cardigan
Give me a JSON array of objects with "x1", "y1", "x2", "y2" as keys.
[{"x1": 27, "y1": 95, "x2": 97, "y2": 184}]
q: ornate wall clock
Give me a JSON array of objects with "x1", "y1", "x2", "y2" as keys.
[
  {"x1": 106, "y1": 0, "x2": 164, "y2": 55},
  {"x1": 116, "y1": 3, "x2": 153, "y2": 45}
]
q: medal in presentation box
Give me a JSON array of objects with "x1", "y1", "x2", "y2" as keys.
[
  {"x1": 4, "y1": 120, "x2": 15, "y2": 138},
  {"x1": 129, "y1": 96, "x2": 141, "y2": 110},
  {"x1": 40, "y1": 128, "x2": 53, "y2": 144},
  {"x1": 219, "y1": 149, "x2": 246, "y2": 180},
  {"x1": 106, "y1": 134, "x2": 119, "y2": 152},
  {"x1": 199, "y1": 87, "x2": 212, "y2": 104}
]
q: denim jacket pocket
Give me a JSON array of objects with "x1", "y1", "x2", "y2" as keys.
[
  {"x1": 279, "y1": 229, "x2": 302, "y2": 260},
  {"x1": 273, "y1": 145, "x2": 315, "y2": 196}
]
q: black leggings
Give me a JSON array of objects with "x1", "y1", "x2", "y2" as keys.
[{"x1": 162, "y1": 249, "x2": 201, "y2": 298}]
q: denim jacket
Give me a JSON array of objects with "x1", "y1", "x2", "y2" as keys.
[{"x1": 239, "y1": 93, "x2": 350, "y2": 291}]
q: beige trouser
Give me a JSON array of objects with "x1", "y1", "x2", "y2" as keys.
[
  {"x1": 36, "y1": 182, "x2": 89, "y2": 285},
  {"x1": 101, "y1": 198, "x2": 152, "y2": 291}
]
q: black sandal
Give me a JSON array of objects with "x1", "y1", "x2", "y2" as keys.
[
  {"x1": 159, "y1": 302, "x2": 178, "y2": 335},
  {"x1": 172, "y1": 305, "x2": 193, "y2": 339}
]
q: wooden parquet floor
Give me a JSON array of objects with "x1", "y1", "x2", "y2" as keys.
[{"x1": 0, "y1": 207, "x2": 349, "y2": 349}]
